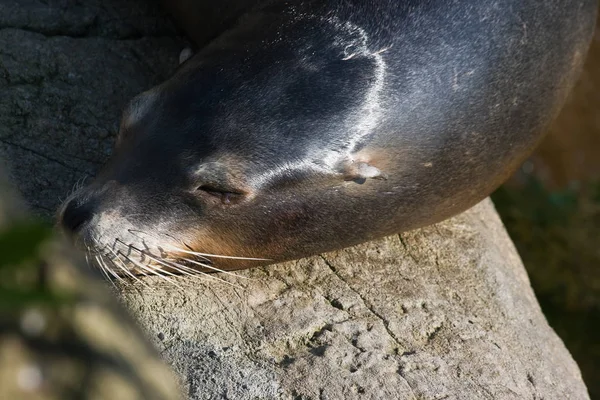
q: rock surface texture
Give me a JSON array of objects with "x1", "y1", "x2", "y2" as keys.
[
  {"x1": 0, "y1": 0, "x2": 590, "y2": 399},
  {"x1": 118, "y1": 200, "x2": 590, "y2": 400}
]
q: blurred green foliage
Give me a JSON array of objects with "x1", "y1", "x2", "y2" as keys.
[
  {"x1": 493, "y1": 179, "x2": 600, "y2": 399},
  {"x1": 0, "y1": 220, "x2": 70, "y2": 309}
]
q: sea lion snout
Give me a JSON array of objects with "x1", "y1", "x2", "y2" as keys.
[
  {"x1": 58, "y1": 180, "x2": 128, "y2": 240},
  {"x1": 60, "y1": 195, "x2": 97, "y2": 235},
  {"x1": 57, "y1": 181, "x2": 192, "y2": 275}
]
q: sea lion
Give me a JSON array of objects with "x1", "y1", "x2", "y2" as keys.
[{"x1": 58, "y1": 0, "x2": 597, "y2": 275}]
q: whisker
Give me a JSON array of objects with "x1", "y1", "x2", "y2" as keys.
[
  {"x1": 112, "y1": 238, "x2": 246, "y2": 288},
  {"x1": 126, "y1": 230, "x2": 269, "y2": 263},
  {"x1": 98, "y1": 254, "x2": 128, "y2": 286},
  {"x1": 125, "y1": 254, "x2": 182, "y2": 287},
  {"x1": 166, "y1": 245, "x2": 271, "y2": 261},
  {"x1": 90, "y1": 238, "x2": 122, "y2": 285},
  {"x1": 156, "y1": 258, "x2": 243, "y2": 289},
  {"x1": 124, "y1": 243, "x2": 241, "y2": 288},
  {"x1": 94, "y1": 255, "x2": 119, "y2": 288},
  {"x1": 107, "y1": 261, "x2": 134, "y2": 286},
  {"x1": 87, "y1": 247, "x2": 107, "y2": 279},
  {"x1": 70, "y1": 179, "x2": 79, "y2": 196},
  {"x1": 66, "y1": 175, "x2": 87, "y2": 200},
  {"x1": 120, "y1": 253, "x2": 158, "y2": 277},
  {"x1": 120, "y1": 251, "x2": 183, "y2": 289},
  {"x1": 126, "y1": 229, "x2": 211, "y2": 263},
  {"x1": 107, "y1": 247, "x2": 151, "y2": 289},
  {"x1": 118, "y1": 238, "x2": 200, "y2": 279},
  {"x1": 130, "y1": 257, "x2": 152, "y2": 280},
  {"x1": 180, "y1": 257, "x2": 254, "y2": 281},
  {"x1": 114, "y1": 250, "x2": 153, "y2": 282},
  {"x1": 145, "y1": 256, "x2": 196, "y2": 277},
  {"x1": 76, "y1": 175, "x2": 88, "y2": 191},
  {"x1": 85, "y1": 250, "x2": 109, "y2": 282},
  {"x1": 83, "y1": 240, "x2": 135, "y2": 288},
  {"x1": 136, "y1": 250, "x2": 240, "y2": 288}
]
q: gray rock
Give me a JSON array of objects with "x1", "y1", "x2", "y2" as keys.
[
  {"x1": 118, "y1": 200, "x2": 589, "y2": 400},
  {"x1": 0, "y1": 0, "x2": 182, "y2": 216},
  {"x1": 0, "y1": 0, "x2": 590, "y2": 399}
]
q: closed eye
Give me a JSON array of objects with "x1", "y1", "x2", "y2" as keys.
[{"x1": 196, "y1": 185, "x2": 245, "y2": 205}]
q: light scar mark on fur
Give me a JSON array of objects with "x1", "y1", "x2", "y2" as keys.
[
  {"x1": 249, "y1": 160, "x2": 330, "y2": 188},
  {"x1": 321, "y1": 18, "x2": 390, "y2": 169},
  {"x1": 337, "y1": 20, "x2": 388, "y2": 143},
  {"x1": 252, "y1": 17, "x2": 390, "y2": 187}
]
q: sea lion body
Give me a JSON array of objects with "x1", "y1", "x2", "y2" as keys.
[{"x1": 59, "y1": 0, "x2": 596, "y2": 272}]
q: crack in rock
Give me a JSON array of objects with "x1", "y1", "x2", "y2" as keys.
[{"x1": 319, "y1": 255, "x2": 405, "y2": 349}]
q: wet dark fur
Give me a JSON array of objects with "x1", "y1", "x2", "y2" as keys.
[{"x1": 59, "y1": 0, "x2": 597, "y2": 272}]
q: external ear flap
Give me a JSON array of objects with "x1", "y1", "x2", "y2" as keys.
[
  {"x1": 179, "y1": 47, "x2": 194, "y2": 64},
  {"x1": 338, "y1": 159, "x2": 388, "y2": 184}
]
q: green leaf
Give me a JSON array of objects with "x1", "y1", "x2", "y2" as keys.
[
  {"x1": 0, "y1": 288, "x2": 74, "y2": 308},
  {"x1": 0, "y1": 220, "x2": 53, "y2": 268}
]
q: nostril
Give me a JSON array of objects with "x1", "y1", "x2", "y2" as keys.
[{"x1": 60, "y1": 198, "x2": 94, "y2": 234}]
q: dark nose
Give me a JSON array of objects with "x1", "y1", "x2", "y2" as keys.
[{"x1": 60, "y1": 198, "x2": 95, "y2": 234}]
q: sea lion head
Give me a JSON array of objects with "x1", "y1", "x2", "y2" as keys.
[{"x1": 57, "y1": 16, "x2": 391, "y2": 276}]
